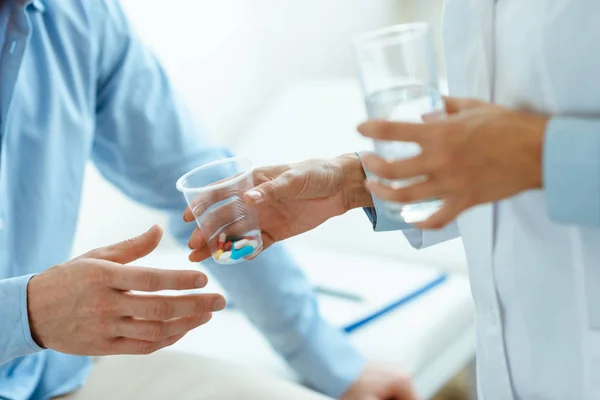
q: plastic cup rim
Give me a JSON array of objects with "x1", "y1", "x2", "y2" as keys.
[
  {"x1": 176, "y1": 157, "x2": 253, "y2": 194},
  {"x1": 354, "y1": 22, "x2": 430, "y2": 48}
]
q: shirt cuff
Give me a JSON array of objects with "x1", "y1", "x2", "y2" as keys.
[
  {"x1": 544, "y1": 117, "x2": 600, "y2": 226},
  {"x1": 358, "y1": 152, "x2": 412, "y2": 232},
  {"x1": 0, "y1": 274, "x2": 44, "y2": 364}
]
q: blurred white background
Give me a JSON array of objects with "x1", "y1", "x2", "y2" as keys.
[{"x1": 72, "y1": 0, "x2": 447, "y2": 256}]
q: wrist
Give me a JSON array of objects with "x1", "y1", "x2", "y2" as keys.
[
  {"x1": 525, "y1": 114, "x2": 549, "y2": 189},
  {"x1": 333, "y1": 153, "x2": 374, "y2": 211}
]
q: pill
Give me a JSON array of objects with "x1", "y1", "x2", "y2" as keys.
[
  {"x1": 231, "y1": 246, "x2": 254, "y2": 260},
  {"x1": 233, "y1": 239, "x2": 250, "y2": 250},
  {"x1": 219, "y1": 251, "x2": 232, "y2": 261},
  {"x1": 215, "y1": 250, "x2": 224, "y2": 259},
  {"x1": 226, "y1": 235, "x2": 244, "y2": 242},
  {"x1": 224, "y1": 242, "x2": 233, "y2": 251},
  {"x1": 218, "y1": 233, "x2": 226, "y2": 243},
  {"x1": 247, "y1": 240, "x2": 259, "y2": 249}
]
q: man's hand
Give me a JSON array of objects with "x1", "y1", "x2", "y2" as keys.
[
  {"x1": 185, "y1": 154, "x2": 372, "y2": 262},
  {"x1": 360, "y1": 97, "x2": 548, "y2": 230},
  {"x1": 342, "y1": 363, "x2": 418, "y2": 400},
  {"x1": 27, "y1": 225, "x2": 226, "y2": 356}
]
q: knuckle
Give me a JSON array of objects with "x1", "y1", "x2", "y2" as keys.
[
  {"x1": 97, "y1": 340, "x2": 113, "y2": 355},
  {"x1": 86, "y1": 264, "x2": 108, "y2": 286},
  {"x1": 393, "y1": 189, "x2": 413, "y2": 203},
  {"x1": 97, "y1": 318, "x2": 113, "y2": 336},
  {"x1": 137, "y1": 341, "x2": 155, "y2": 355},
  {"x1": 141, "y1": 272, "x2": 160, "y2": 291},
  {"x1": 195, "y1": 298, "x2": 209, "y2": 315},
  {"x1": 152, "y1": 299, "x2": 172, "y2": 319},
  {"x1": 379, "y1": 122, "x2": 396, "y2": 140},
  {"x1": 460, "y1": 192, "x2": 478, "y2": 208},
  {"x1": 449, "y1": 175, "x2": 470, "y2": 191},
  {"x1": 91, "y1": 296, "x2": 115, "y2": 315},
  {"x1": 145, "y1": 323, "x2": 165, "y2": 342}
]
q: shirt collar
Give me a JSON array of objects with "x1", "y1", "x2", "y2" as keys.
[{"x1": 18, "y1": 0, "x2": 45, "y2": 13}]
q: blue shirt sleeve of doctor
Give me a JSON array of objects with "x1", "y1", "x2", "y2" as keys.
[
  {"x1": 359, "y1": 153, "x2": 460, "y2": 248},
  {"x1": 89, "y1": 1, "x2": 364, "y2": 397},
  {"x1": 544, "y1": 117, "x2": 600, "y2": 226}
]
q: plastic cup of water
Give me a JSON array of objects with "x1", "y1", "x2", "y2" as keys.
[{"x1": 176, "y1": 157, "x2": 263, "y2": 265}]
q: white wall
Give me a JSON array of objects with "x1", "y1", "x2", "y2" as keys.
[
  {"x1": 119, "y1": 0, "x2": 413, "y2": 143},
  {"x1": 73, "y1": 0, "x2": 420, "y2": 254}
]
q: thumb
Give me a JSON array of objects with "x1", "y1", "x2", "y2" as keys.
[
  {"x1": 244, "y1": 174, "x2": 297, "y2": 205},
  {"x1": 85, "y1": 225, "x2": 164, "y2": 264},
  {"x1": 443, "y1": 96, "x2": 486, "y2": 115}
]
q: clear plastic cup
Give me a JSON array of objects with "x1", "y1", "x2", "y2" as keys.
[{"x1": 176, "y1": 157, "x2": 263, "y2": 265}]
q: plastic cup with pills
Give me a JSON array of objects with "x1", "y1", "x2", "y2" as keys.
[{"x1": 177, "y1": 157, "x2": 263, "y2": 265}]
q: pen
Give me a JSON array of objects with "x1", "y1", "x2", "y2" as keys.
[{"x1": 314, "y1": 286, "x2": 364, "y2": 303}]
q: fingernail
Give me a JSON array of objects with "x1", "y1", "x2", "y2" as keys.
[
  {"x1": 195, "y1": 275, "x2": 207, "y2": 288},
  {"x1": 246, "y1": 190, "x2": 263, "y2": 203},
  {"x1": 212, "y1": 297, "x2": 226, "y2": 311}
]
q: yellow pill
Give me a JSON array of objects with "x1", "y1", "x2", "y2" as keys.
[{"x1": 215, "y1": 250, "x2": 224, "y2": 259}]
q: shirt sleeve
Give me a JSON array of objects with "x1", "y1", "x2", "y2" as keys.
[
  {"x1": 359, "y1": 153, "x2": 460, "y2": 249},
  {"x1": 0, "y1": 275, "x2": 44, "y2": 365},
  {"x1": 183, "y1": 240, "x2": 366, "y2": 397},
  {"x1": 90, "y1": 2, "x2": 365, "y2": 397},
  {"x1": 544, "y1": 117, "x2": 600, "y2": 226}
]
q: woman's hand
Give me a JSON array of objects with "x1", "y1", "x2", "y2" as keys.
[
  {"x1": 360, "y1": 97, "x2": 548, "y2": 229},
  {"x1": 184, "y1": 154, "x2": 373, "y2": 262}
]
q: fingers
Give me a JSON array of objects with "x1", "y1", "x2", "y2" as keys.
[
  {"x1": 244, "y1": 174, "x2": 294, "y2": 205},
  {"x1": 388, "y1": 377, "x2": 420, "y2": 400},
  {"x1": 366, "y1": 179, "x2": 438, "y2": 205},
  {"x1": 86, "y1": 225, "x2": 164, "y2": 264},
  {"x1": 120, "y1": 293, "x2": 226, "y2": 320},
  {"x1": 183, "y1": 206, "x2": 194, "y2": 222},
  {"x1": 361, "y1": 153, "x2": 427, "y2": 181},
  {"x1": 188, "y1": 227, "x2": 207, "y2": 250},
  {"x1": 105, "y1": 266, "x2": 208, "y2": 292},
  {"x1": 358, "y1": 120, "x2": 432, "y2": 143},
  {"x1": 414, "y1": 201, "x2": 460, "y2": 230},
  {"x1": 108, "y1": 333, "x2": 186, "y2": 356},
  {"x1": 189, "y1": 248, "x2": 212, "y2": 263},
  {"x1": 115, "y1": 313, "x2": 213, "y2": 341}
]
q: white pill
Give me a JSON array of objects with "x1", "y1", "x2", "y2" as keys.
[
  {"x1": 218, "y1": 233, "x2": 226, "y2": 243},
  {"x1": 219, "y1": 251, "x2": 232, "y2": 260},
  {"x1": 233, "y1": 239, "x2": 250, "y2": 250},
  {"x1": 247, "y1": 240, "x2": 259, "y2": 249}
]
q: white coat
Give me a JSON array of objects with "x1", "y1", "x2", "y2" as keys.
[{"x1": 414, "y1": 1, "x2": 600, "y2": 399}]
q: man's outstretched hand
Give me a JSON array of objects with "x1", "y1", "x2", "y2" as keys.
[
  {"x1": 185, "y1": 154, "x2": 373, "y2": 262},
  {"x1": 28, "y1": 226, "x2": 226, "y2": 356}
]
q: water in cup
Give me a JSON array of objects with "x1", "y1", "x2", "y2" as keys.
[
  {"x1": 365, "y1": 84, "x2": 444, "y2": 223},
  {"x1": 355, "y1": 23, "x2": 445, "y2": 224}
]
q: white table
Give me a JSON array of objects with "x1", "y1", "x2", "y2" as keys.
[{"x1": 162, "y1": 79, "x2": 476, "y2": 399}]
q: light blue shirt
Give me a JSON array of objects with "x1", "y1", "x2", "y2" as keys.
[{"x1": 0, "y1": 1, "x2": 364, "y2": 399}]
